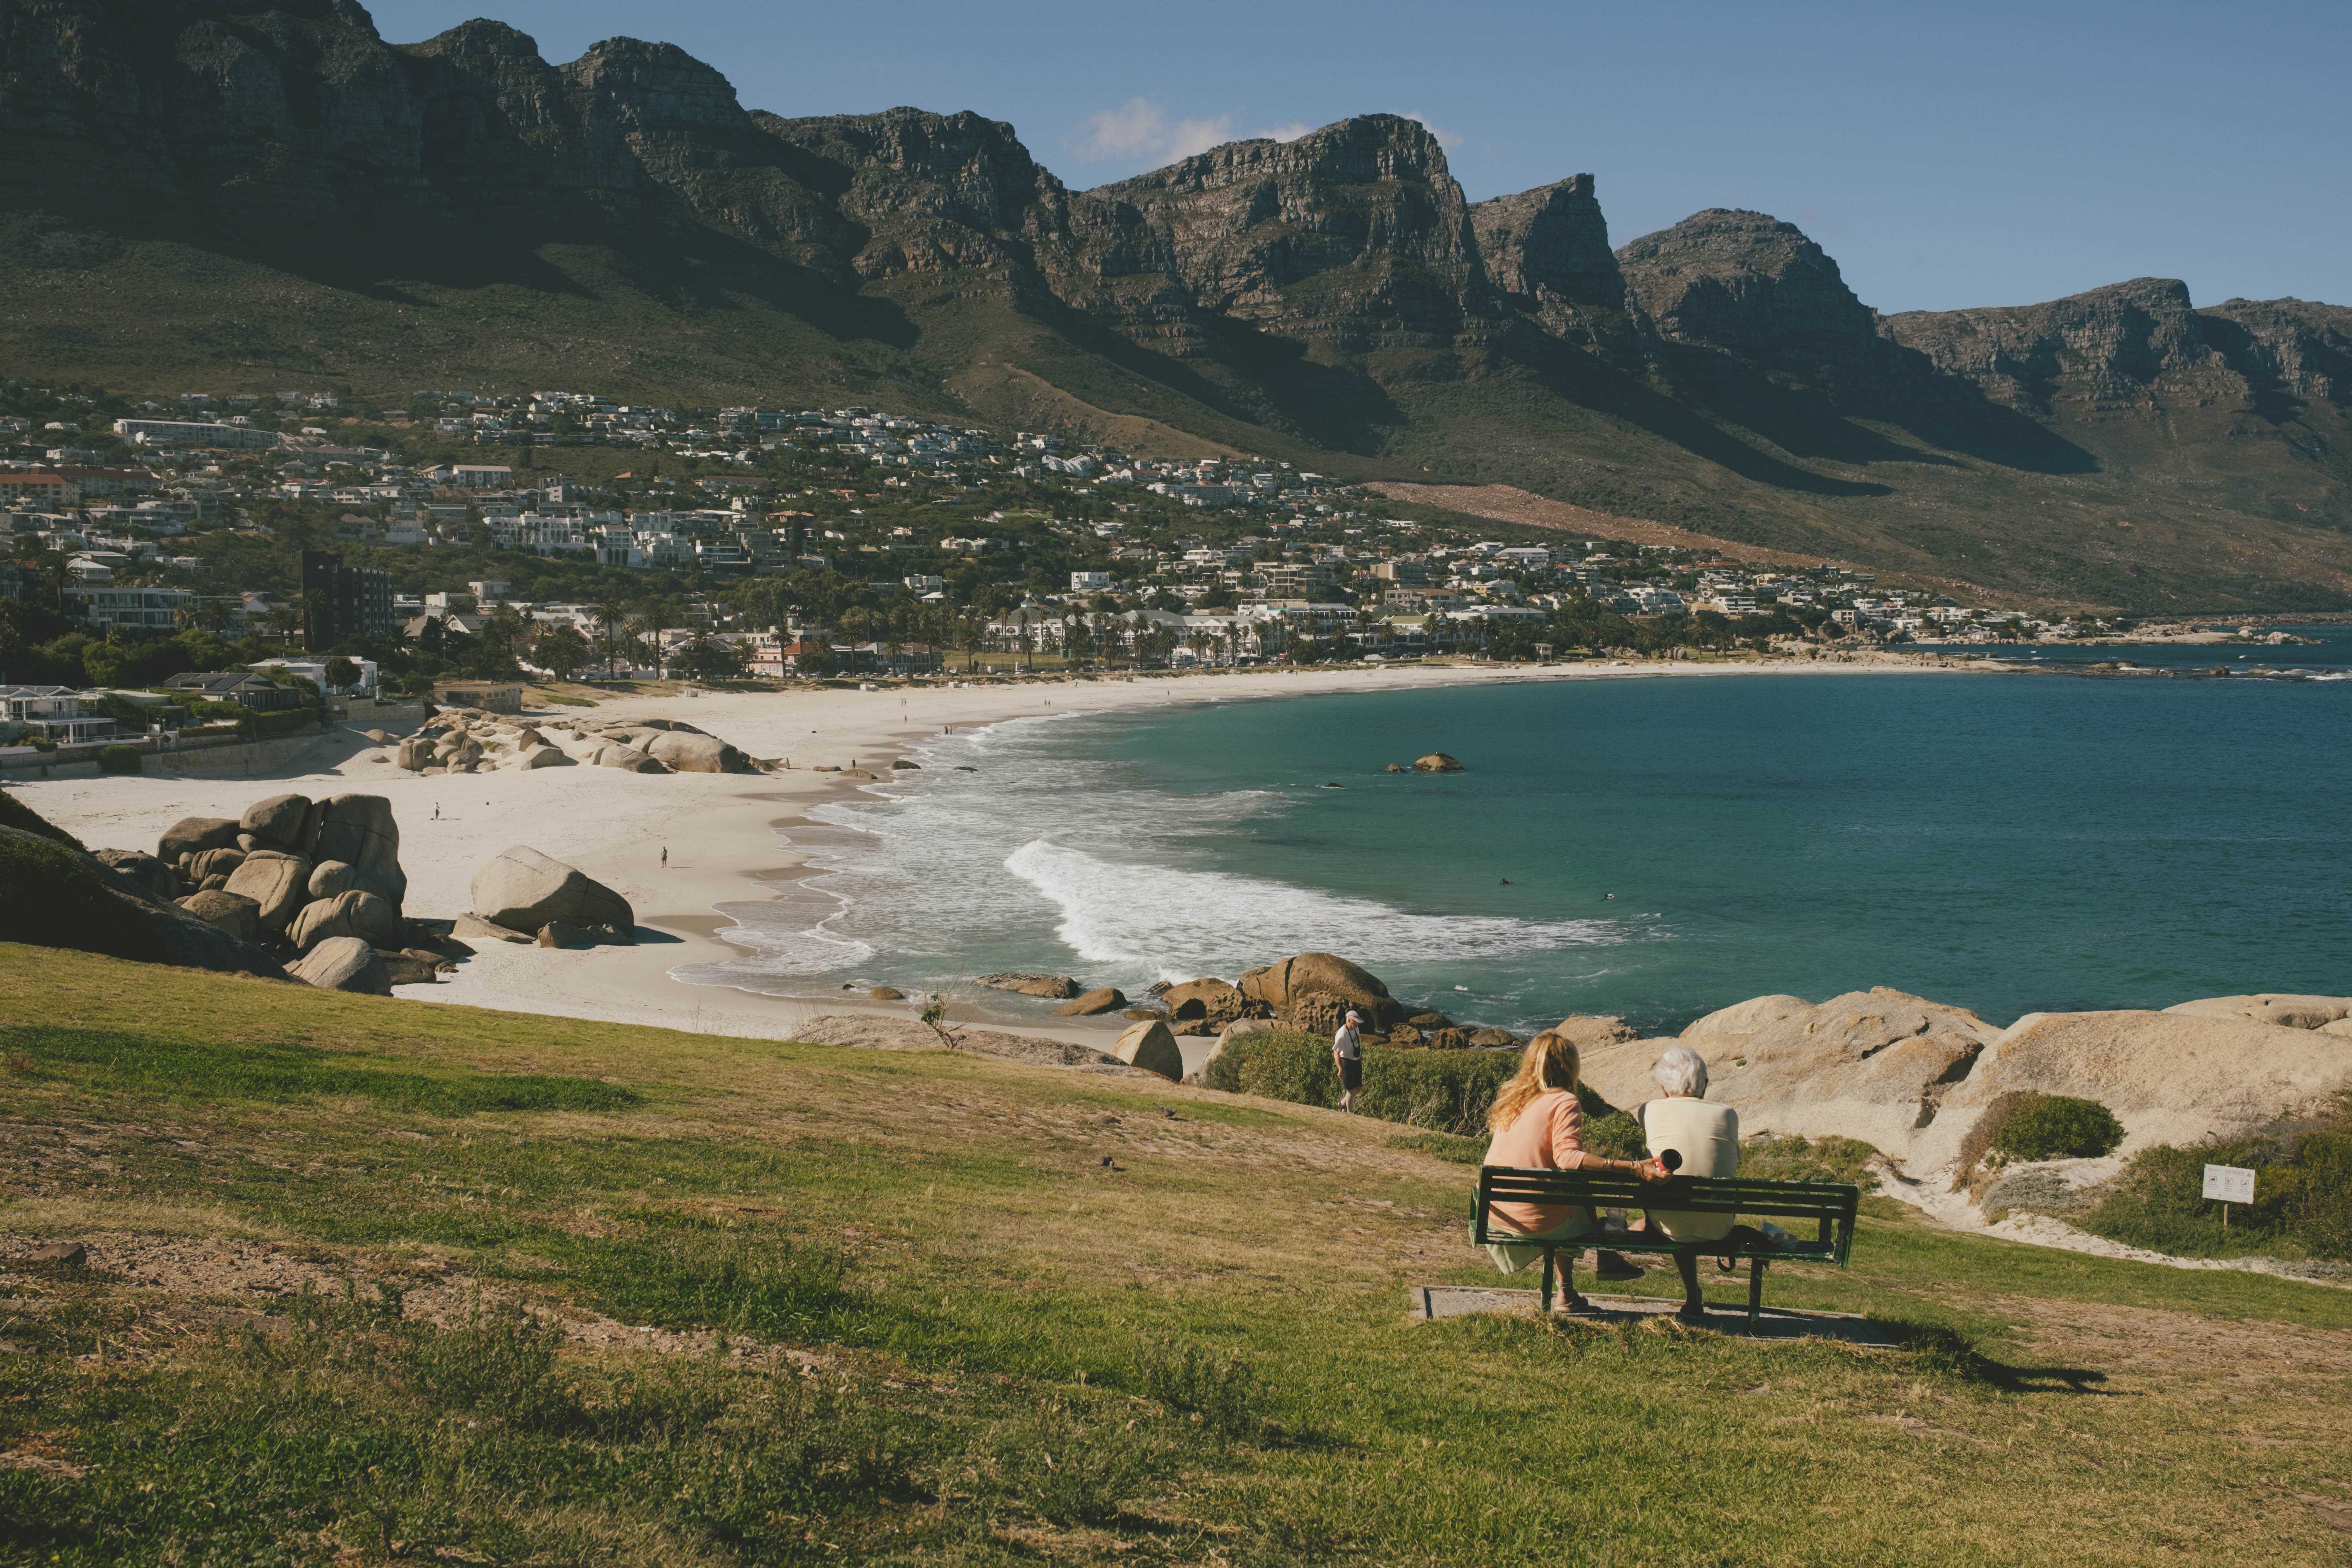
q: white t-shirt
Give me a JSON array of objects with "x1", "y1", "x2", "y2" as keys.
[{"x1": 1332, "y1": 1025, "x2": 1361, "y2": 1060}]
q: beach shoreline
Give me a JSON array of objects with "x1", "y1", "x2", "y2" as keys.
[{"x1": 11, "y1": 653, "x2": 1999, "y2": 1049}]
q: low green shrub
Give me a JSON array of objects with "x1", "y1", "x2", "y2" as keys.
[
  {"x1": 2078, "y1": 1119, "x2": 2352, "y2": 1262},
  {"x1": 1135, "y1": 1336, "x2": 1263, "y2": 1440},
  {"x1": 96, "y1": 743, "x2": 142, "y2": 775},
  {"x1": 1203, "y1": 1030, "x2": 1519, "y2": 1135},
  {"x1": 1994, "y1": 1094, "x2": 2124, "y2": 1162},
  {"x1": 1739, "y1": 1133, "x2": 1882, "y2": 1190}
]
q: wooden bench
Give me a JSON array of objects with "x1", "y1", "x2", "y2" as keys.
[{"x1": 1472, "y1": 1165, "x2": 1860, "y2": 1327}]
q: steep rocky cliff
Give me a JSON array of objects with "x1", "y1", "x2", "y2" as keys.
[{"x1": 3, "y1": 0, "x2": 2350, "y2": 609}]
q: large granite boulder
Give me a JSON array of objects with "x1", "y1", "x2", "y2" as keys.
[
  {"x1": 1915, "y1": 1010, "x2": 2352, "y2": 1170},
  {"x1": 288, "y1": 936, "x2": 391, "y2": 995},
  {"x1": 308, "y1": 860, "x2": 358, "y2": 900},
  {"x1": 471, "y1": 846, "x2": 634, "y2": 943},
  {"x1": 1, "y1": 819, "x2": 286, "y2": 979},
  {"x1": 508, "y1": 744, "x2": 569, "y2": 770},
  {"x1": 94, "y1": 848, "x2": 178, "y2": 902},
  {"x1": 175, "y1": 889, "x2": 261, "y2": 944},
  {"x1": 2162, "y1": 994, "x2": 2352, "y2": 1030},
  {"x1": 1162, "y1": 977, "x2": 1249, "y2": 1029},
  {"x1": 978, "y1": 972, "x2": 1081, "y2": 999},
  {"x1": 288, "y1": 889, "x2": 401, "y2": 951},
  {"x1": 222, "y1": 850, "x2": 313, "y2": 933},
  {"x1": 311, "y1": 795, "x2": 403, "y2": 912},
  {"x1": 240, "y1": 793, "x2": 312, "y2": 851},
  {"x1": 187, "y1": 846, "x2": 246, "y2": 883},
  {"x1": 1680, "y1": 994, "x2": 1812, "y2": 1039},
  {"x1": 453, "y1": 912, "x2": 533, "y2": 943},
  {"x1": 1238, "y1": 951, "x2": 1404, "y2": 1031},
  {"x1": 1548, "y1": 1014, "x2": 1637, "y2": 1050},
  {"x1": 1054, "y1": 987, "x2": 1128, "y2": 1016},
  {"x1": 1111, "y1": 1019, "x2": 1184, "y2": 1081},
  {"x1": 158, "y1": 816, "x2": 239, "y2": 863},
  {"x1": 598, "y1": 745, "x2": 668, "y2": 773},
  {"x1": 645, "y1": 731, "x2": 753, "y2": 773},
  {"x1": 396, "y1": 736, "x2": 434, "y2": 771}
]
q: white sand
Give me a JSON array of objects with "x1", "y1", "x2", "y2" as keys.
[{"x1": 14, "y1": 655, "x2": 1983, "y2": 1047}]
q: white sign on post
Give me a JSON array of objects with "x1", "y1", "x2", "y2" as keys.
[{"x1": 2202, "y1": 1164, "x2": 2256, "y2": 1205}]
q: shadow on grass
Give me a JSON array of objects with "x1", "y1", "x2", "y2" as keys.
[{"x1": 1874, "y1": 1320, "x2": 2114, "y2": 1395}]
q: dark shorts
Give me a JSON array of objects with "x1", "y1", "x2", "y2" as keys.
[{"x1": 1339, "y1": 1056, "x2": 1362, "y2": 1091}]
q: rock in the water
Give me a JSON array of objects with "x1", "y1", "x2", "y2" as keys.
[
  {"x1": 187, "y1": 846, "x2": 245, "y2": 883},
  {"x1": 977, "y1": 972, "x2": 1081, "y2": 999},
  {"x1": 453, "y1": 911, "x2": 533, "y2": 944},
  {"x1": 158, "y1": 816, "x2": 240, "y2": 862},
  {"x1": 94, "y1": 848, "x2": 177, "y2": 901},
  {"x1": 289, "y1": 936, "x2": 391, "y2": 994},
  {"x1": 1111, "y1": 1020, "x2": 1185, "y2": 1081},
  {"x1": 472, "y1": 846, "x2": 634, "y2": 943},
  {"x1": 223, "y1": 850, "x2": 314, "y2": 932},
  {"x1": 1385, "y1": 763, "x2": 1408, "y2": 773},
  {"x1": 240, "y1": 793, "x2": 312, "y2": 850},
  {"x1": 2162, "y1": 994, "x2": 2352, "y2": 1030},
  {"x1": 176, "y1": 889, "x2": 262, "y2": 944},
  {"x1": 1237, "y1": 951, "x2": 1404, "y2": 1031},
  {"x1": 308, "y1": 860, "x2": 358, "y2": 900},
  {"x1": 1055, "y1": 987, "x2": 1128, "y2": 1016},
  {"x1": 869, "y1": 985, "x2": 906, "y2": 1001},
  {"x1": 288, "y1": 889, "x2": 401, "y2": 951},
  {"x1": 1412, "y1": 752, "x2": 1465, "y2": 772},
  {"x1": 1161, "y1": 977, "x2": 1248, "y2": 1028},
  {"x1": 310, "y1": 795, "x2": 404, "y2": 912},
  {"x1": 645, "y1": 731, "x2": 751, "y2": 773}
]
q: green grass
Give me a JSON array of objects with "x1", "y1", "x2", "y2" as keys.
[{"x1": 5, "y1": 943, "x2": 2352, "y2": 1565}]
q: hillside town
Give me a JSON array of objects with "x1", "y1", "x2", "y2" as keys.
[{"x1": 0, "y1": 379, "x2": 2228, "y2": 754}]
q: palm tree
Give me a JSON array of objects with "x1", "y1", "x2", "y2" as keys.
[{"x1": 592, "y1": 600, "x2": 627, "y2": 676}]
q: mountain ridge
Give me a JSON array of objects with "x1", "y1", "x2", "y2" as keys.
[{"x1": 3, "y1": 0, "x2": 2350, "y2": 610}]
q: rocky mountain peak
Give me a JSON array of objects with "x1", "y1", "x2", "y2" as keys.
[
  {"x1": 1469, "y1": 173, "x2": 1630, "y2": 345},
  {"x1": 559, "y1": 37, "x2": 746, "y2": 134},
  {"x1": 1615, "y1": 208, "x2": 1877, "y2": 360}
]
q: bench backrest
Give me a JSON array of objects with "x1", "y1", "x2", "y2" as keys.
[{"x1": 1475, "y1": 1165, "x2": 1861, "y2": 1266}]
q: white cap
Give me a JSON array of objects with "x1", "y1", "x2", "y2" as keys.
[{"x1": 1345, "y1": 1010, "x2": 1361, "y2": 1022}]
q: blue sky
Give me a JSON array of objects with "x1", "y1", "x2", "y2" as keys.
[{"x1": 366, "y1": 0, "x2": 2351, "y2": 314}]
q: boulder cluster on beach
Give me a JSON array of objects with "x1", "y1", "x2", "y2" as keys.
[{"x1": 390, "y1": 709, "x2": 771, "y2": 776}]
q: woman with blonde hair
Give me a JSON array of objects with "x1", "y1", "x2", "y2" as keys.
[{"x1": 1480, "y1": 1031, "x2": 1666, "y2": 1312}]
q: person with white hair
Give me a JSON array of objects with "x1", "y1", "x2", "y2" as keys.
[{"x1": 1635, "y1": 1042, "x2": 1740, "y2": 1324}]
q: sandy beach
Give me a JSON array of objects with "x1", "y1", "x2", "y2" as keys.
[{"x1": 12, "y1": 654, "x2": 1990, "y2": 1053}]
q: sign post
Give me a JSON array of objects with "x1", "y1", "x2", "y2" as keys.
[{"x1": 2202, "y1": 1163, "x2": 2256, "y2": 1228}]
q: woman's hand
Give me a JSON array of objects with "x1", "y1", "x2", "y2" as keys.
[{"x1": 1632, "y1": 1157, "x2": 1669, "y2": 1181}]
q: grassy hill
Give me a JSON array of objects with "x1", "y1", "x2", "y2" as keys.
[{"x1": 4, "y1": 944, "x2": 2349, "y2": 1564}]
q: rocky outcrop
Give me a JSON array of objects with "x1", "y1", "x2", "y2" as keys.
[
  {"x1": 1915, "y1": 1009, "x2": 2352, "y2": 1167},
  {"x1": 176, "y1": 889, "x2": 261, "y2": 944},
  {"x1": 1161, "y1": 978, "x2": 1249, "y2": 1029},
  {"x1": 1110, "y1": 1020, "x2": 1185, "y2": 1081},
  {"x1": 1546, "y1": 1015, "x2": 1637, "y2": 1051},
  {"x1": 1237, "y1": 951, "x2": 1404, "y2": 1032},
  {"x1": 471, "y1": 846, "x2": 635, "y2": 943},
  {"x1": 159, "y1": 817, "x2": 240, "y2": 863},
  {"x1": 288, "y1": 936, "x2": 391, "y2": 996},
  {"x1": 222, "y1": 851, "x2": 313, "y2": 933},
  {"x1": 1470, "y1": 174, "x2": 1636, "y2": 346},
  {"x1": 2158, "y1": 994, "x2": 2352, "y2": 1030},
  {"x1": 287, "y1": 889, "x2": 401, "y2": 952},
  {"x1": 978, "y1": 972, "x2": 1080, "y2": 999},
  {"x1": 93, "y1": 848, "x2": 177, "y2": 902},
  {"x1": 1, "y1": 820, "x2": 286, "y2": 979},
  {"x1": 1411, "y1": 753, "x2": 1464, "y2": 773},
  {"x1": 1054, "y1": 987, "x2": 1127, "y2": 1016}
]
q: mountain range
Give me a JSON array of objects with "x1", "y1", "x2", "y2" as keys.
[{"x1": 4, "y1": 0, "x2": 2351, "y2": 610}]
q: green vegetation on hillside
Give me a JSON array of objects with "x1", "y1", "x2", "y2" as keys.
[{"x1": 5, "y1": 945, "x2": 2352, "y2": 1565}]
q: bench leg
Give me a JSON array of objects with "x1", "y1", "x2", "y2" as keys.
[
  {"x1": 1540, "y1": 1247, "x2": 1555, "y2": 1313},
  {"x1": 1747, "y1": 1258, "x2": 1765, "y2": 1330}
]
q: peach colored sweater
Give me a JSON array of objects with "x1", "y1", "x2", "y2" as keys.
[{"x1": 1481, "y1": 1089, "x2": 1595, "y2": 1233}]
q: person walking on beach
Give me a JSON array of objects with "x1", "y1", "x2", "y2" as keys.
[
  {"x1": 660, "y1": 846, "x2": 668, "y2": 868},
  {"x1": 1332, "y1": 1010, "x2": 1365, "y2": 1113}
]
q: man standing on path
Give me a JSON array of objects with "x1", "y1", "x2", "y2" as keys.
[{"x1": 1332, "y1": 1010, "x2": 1364, "y2": 1113}]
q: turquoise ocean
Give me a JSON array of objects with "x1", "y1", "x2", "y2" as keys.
[{"x1": 677, "y1": 630, "x2": 2352, "y2": 1035}]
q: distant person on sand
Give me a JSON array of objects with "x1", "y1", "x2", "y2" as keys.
[
  {"x1": 661, "y1": 846, "x2": 668, "y2": 868},
  {"x1": 1332, "y1": 1011, "x2": 1364, "y2": 1112},
  {"x1": 1632, "y1": 1044, "x2": 1741, "y2": 1324},
  {"x1": 1479, "y1": 1032, "x2": 1666, "y2": 1311}
]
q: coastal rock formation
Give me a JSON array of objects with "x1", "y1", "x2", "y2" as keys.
[
  {"x1": 159, "y1": 817, "x2": 240, "y2": 863},
  {"x1": 2160, "y1": 994, "x2": 2352, "y2": 1030},
  {"x1": 175, "y1": 889, "x2": 261, "y2": 944},
  {"x1": 1548, "y1": 1015, "x2": 1637, "y2": 1051},
  {"x1": 288, "y1": 937, "x2": 391, "y2": 996},
  {"x1": 1412, "y1": 753, "x2": 1465, "y2": 773},
  {"x1": 471, "y1": 847, "x2": 636, "y2": 944},
  {"x1": 1238, "y1": 951, "x2": 1406, "y2": 1032},
  {"x1": 1916, "y1": 1009, "x2": 2352, "y2": 1165},
  {"x1": 1110, "y1": 1020, "x2": 1185, "y2": 1081},
  {"x1": 240, "y1": 794, "x2": 312, "y2": 850},
  {"x1": 1161, "y1": 978, "x2": 1250, "y2": 1029},
  {"x1": 222, "y1": 851, "x2": 313, "y2": 933},
  {"x1": 0, "y1": 817, "x2": 287, "y2": 980},
  {"x1": 1054, "y1": 987, "x2": 1127, "y2": 1016},
  {"x1": 978, "y1": 973, "x2": 1081, "y2": 999},
  {"x1": 93, "y1": 848, "x2": 177, "y2": 902},
  {"x1": 287, "y1": 889, "x2": 401, "y2": 952},
  {"x1": 1680, "y1": 994, "x2": 1812, "y2": 1039}
]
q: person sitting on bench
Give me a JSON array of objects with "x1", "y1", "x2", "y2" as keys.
[
  {"x1": 1633, "y1": 1044, "x2": 1741, "y2": 1324},
  {"x1": 1479, "y1": 1030, "x2": 1667, "y2": 1312}
]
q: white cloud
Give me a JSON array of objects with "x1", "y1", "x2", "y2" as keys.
[
  {"x1": 1390, "y1": 109, "x2": 1464, "y2": 151},
  {"x1": 1077, "y1": 98, "x2": 1237, "y2": 166}
]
